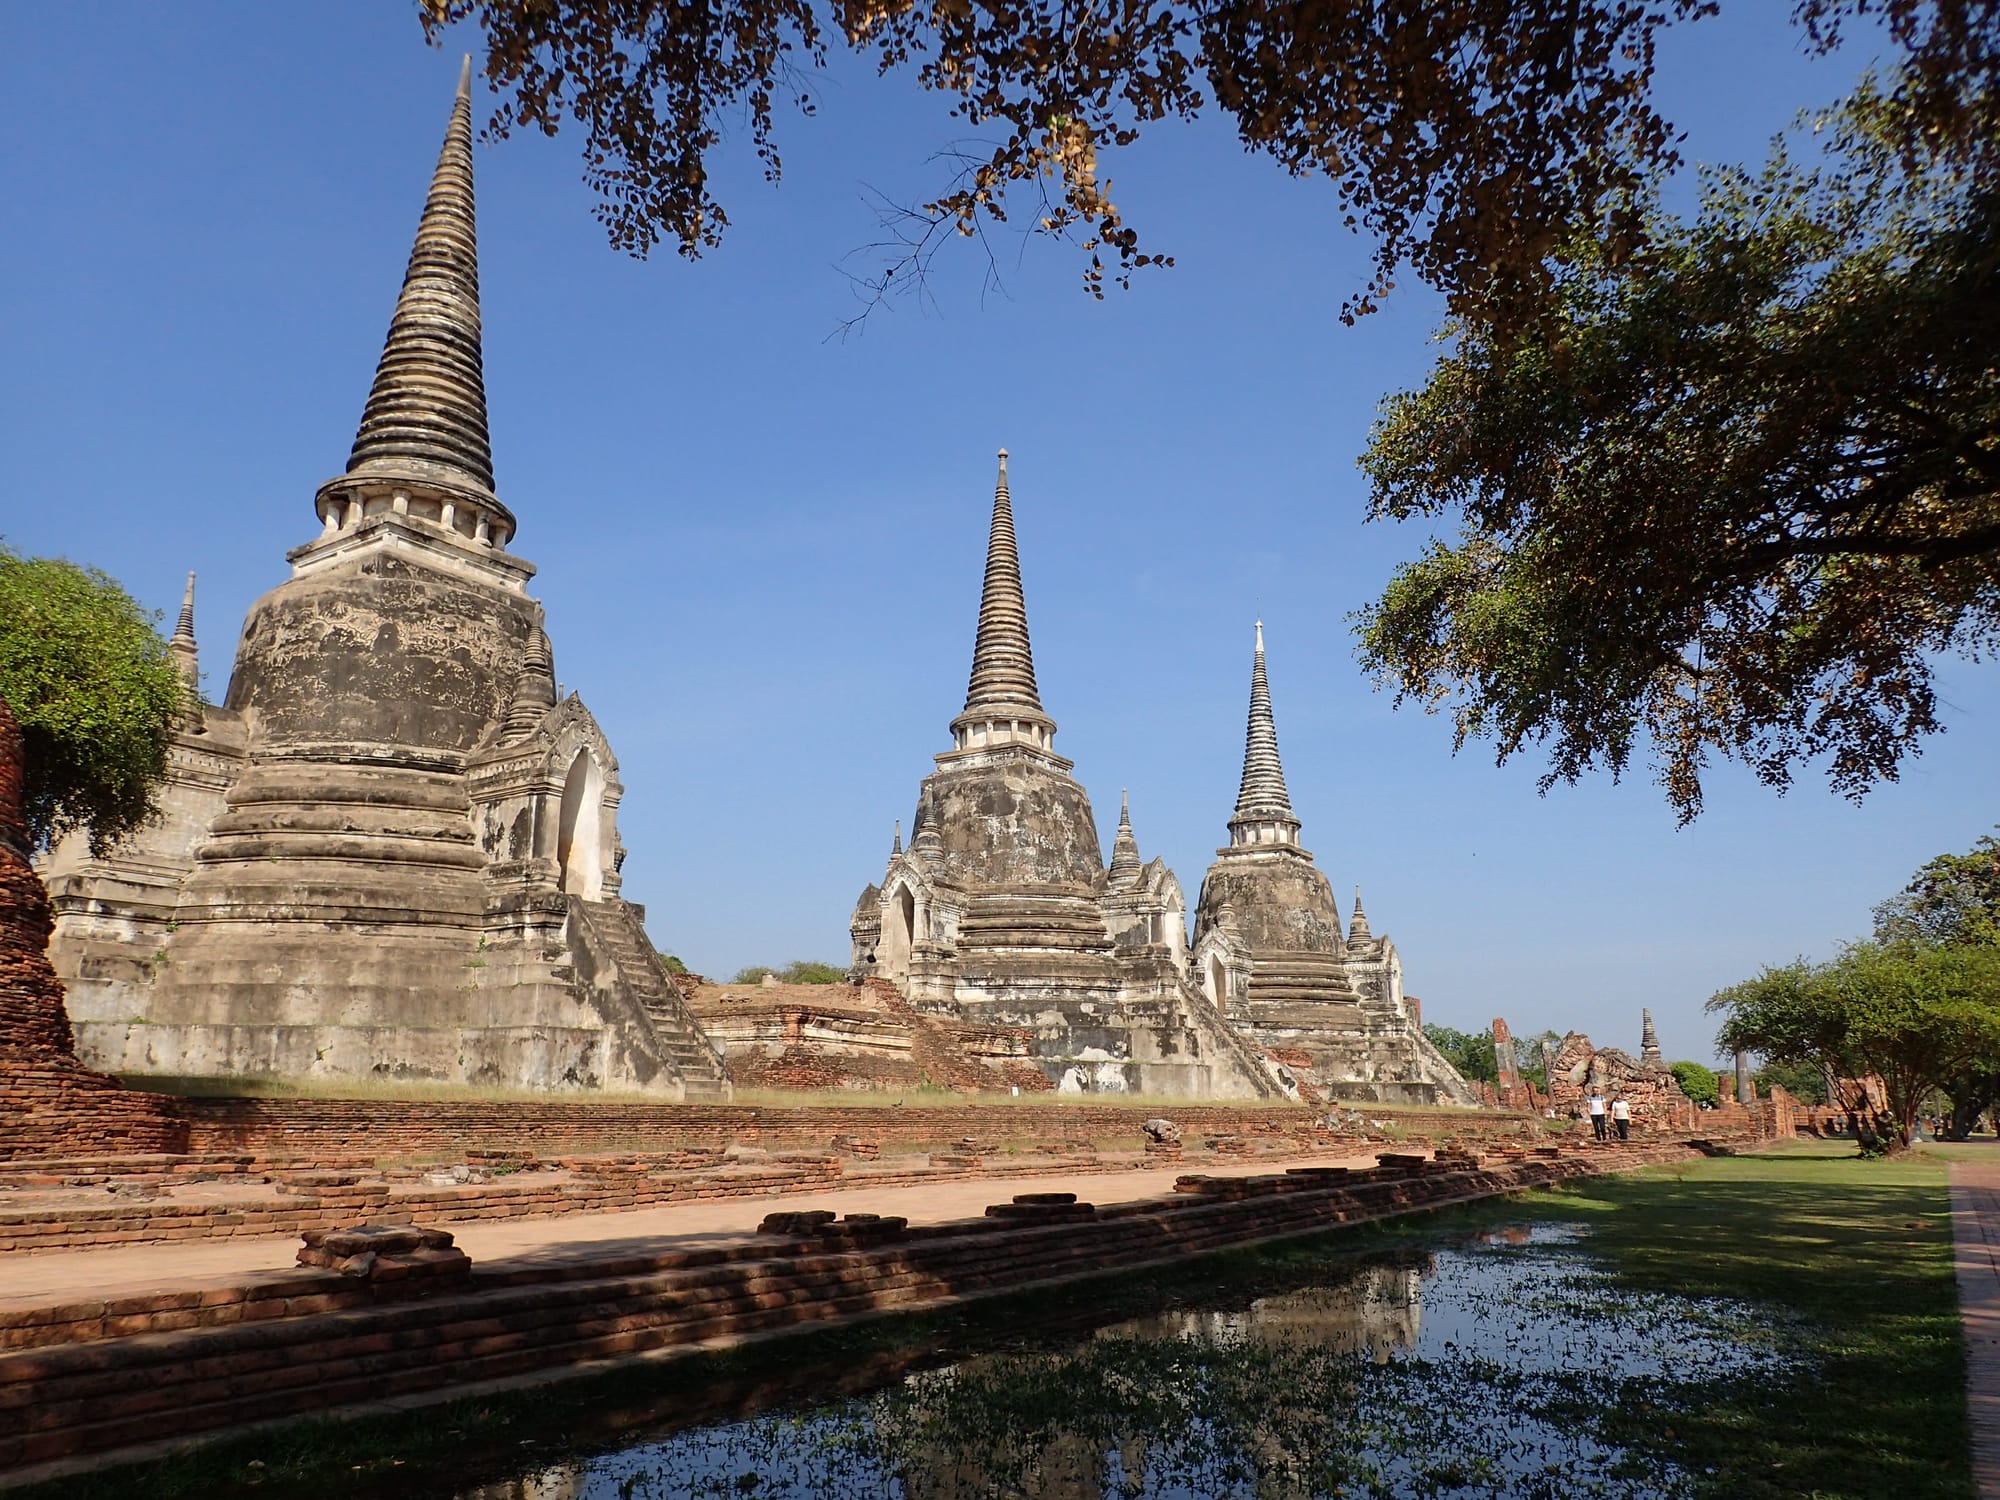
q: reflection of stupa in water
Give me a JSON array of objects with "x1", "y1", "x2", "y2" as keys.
[
  {"x1": 455, "y1": 1465, "x2": 584, "y2": 1500},
  {"x1": 1107, "y1": 1259, "x2": 1428, "y2": 1365},
  {"x1": 894, "y1": 1423, "x2": 1110, "y2": 1500}
]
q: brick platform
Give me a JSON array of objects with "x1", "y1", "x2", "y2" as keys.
[
  {"x1": 0, "y1": 1135, "x2": 1751, "y2": 1483},
  {"x1": 0, "y1": 1123, "x2": 1492, "y2": 1255},
  {"x1": 169, "y1": 1096, "x2": 1486, "y2": 1159}
]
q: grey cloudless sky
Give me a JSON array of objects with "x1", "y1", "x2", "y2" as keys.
[{"x1": 5, "y1": 1, "x2": 1994, "y2": 1066}]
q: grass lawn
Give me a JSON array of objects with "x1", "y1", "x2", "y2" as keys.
[{"x1": 1537, "y1": 1140, "x2": 1969, "y2": 1499}]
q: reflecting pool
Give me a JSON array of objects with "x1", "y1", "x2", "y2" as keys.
[{"x1": 453, "y1": 1225, "x2": 1797, "y2": 1500}]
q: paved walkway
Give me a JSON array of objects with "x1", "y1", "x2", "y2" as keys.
[
  {"x1": 1, "y1": 1149, "x2": 1387, "y2": 1307},
  {"x1": 1952, "y1": 1157, "x2": 2000, "y2": 1498}
]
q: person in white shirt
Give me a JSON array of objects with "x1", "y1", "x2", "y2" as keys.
[
  {"x1": 1611, "y1": 1094, "x2": 1632, "y2": 1141},
  {"x1": 1586, "y1": 1090, "x2": 1608, "y2": 1140}
]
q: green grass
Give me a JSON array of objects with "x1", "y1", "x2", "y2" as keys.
[
  {"x1": 1535, "y1": 1140, "x2": 1968, "y2": 1499},
  {"x1": 1914, "y1": 1138, "x2": 2000, "y2": 1163}
]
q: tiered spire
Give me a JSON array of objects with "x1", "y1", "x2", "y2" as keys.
[
  {"x1": 1640, "y1": 1009, "x2": 1665, "y2": 1068},
  {"x1": 912, "y1": 802, "x2": 945, "y2": 862},
  {"x1": 891, "y1": 820, "x2": 903, "y2": 857},
  {"x1": 318, "y1": 59, "x2": 515, "y2": 544},
  {"x1": 169, "y1": 573, "x2": 203, "y2": 732},
  {"x1": 1348, "y1": 888, "x2": 1372, "y2": 944},
  {"x1": 950, "y1": 450, "x2": 1055, "y2": 749},
  {"x1": 1228, "y1": 621, "x2": 1302, "y2": 847},
  {"x1": 1108, "y1": 789, "x2": 1142, "y2": 887},
  {"x1": 500, "y1": 627, "x2": 556, "y2": 741}
]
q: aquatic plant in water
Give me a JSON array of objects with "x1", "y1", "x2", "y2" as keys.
[{"x1": 471, "y1": 1226, "x2": 1803, "y2": 1500}]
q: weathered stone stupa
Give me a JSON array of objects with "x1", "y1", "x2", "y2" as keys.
[
  {"x1": 1192, "y1": 626, "x2": 1475, "y2": 1105},
  {"x1": 849, "y1": 455, "x2": 1275, "y2": 1097},
  {"x1": 39, "y1": 65, "x2": 725, "y2": 1097}
]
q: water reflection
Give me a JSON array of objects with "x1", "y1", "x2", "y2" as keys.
[
  {"x1": 460, "y1": 1468, "x2": 586, "y2": 1500},
  {"x1": 450, "y1": 1224, "x2": 1792, "y2": 1500},
  {"x1": 1108, "y1": 1257, "x2": 1427, "y2": 1364}
]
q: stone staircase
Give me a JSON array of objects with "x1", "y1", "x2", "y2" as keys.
[
  {"x1": 573, "y1": 899, "x2": 731, "y2": 1100},
  {"x1": 1177, "y1": 982, "x2": 1289, "y2": 1100}
]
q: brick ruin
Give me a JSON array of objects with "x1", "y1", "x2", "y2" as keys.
[
  {"x1": 684, "y1": 974, "x2": 1053, "y2": 1093},
  {"x1": 1544, "y1": 1012, "x2": 1694, "y2": 1127},
  {"x1": 0, "y1": 698, "x2": 180, "y2": 1160}
]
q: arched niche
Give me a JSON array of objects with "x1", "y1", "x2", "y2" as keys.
[
  {"x1": 879, "y1": 882, "x2": 917, "y2": 981},
  {"x1": 1208, "y1": 954, "x2": 1229, "y2": 1008},
  {"x1": 555, "y1": 749, "x2": 606, "y2": 899}
]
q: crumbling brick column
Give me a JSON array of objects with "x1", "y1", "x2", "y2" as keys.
[{"x1": 0, "y1": 695, "x2": 181, "y2": 1160}]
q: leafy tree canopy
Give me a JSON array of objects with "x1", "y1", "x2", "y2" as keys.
[
  {"x1": 1356, "y1": 60, "x2": 2000, "y2": 822},
  {"x1": 656, "y1": 951, "x2": 690, "y2": 974},
  {"x1": 1753, "y1": 1057, "x2": 1830, "y2": 1104},
  {"x1": 1709, "y1": 940, "x2": 2000, "y2": 1147},
  {"x1": 778, "y1": 959, "x2": 846, "y2": 984},
  {"x1": 0, "y1": 545, "x2": 184, "y2": 855},
  {"x1": 424, "y1": 2, "x2": 1991, "y2": 330},
  {"x1": 1422, "y1": 1022, "x2": 1498, "y2": 1084},
  {"x1": 1874, "y1": 827, "x2": 2000, "y2": 946},
  {"x1": 1669, "y1": 1059, "x2": 1720, "y2": 1107}
]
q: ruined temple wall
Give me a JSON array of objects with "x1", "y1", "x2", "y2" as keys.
[{"x1": 1546, "y1": 1033, "x2": 1693, "y2": 1127}]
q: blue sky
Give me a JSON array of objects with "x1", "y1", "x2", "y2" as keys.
[{"x1": 6, "y1": 3, "x2": 1993, "y2": 1066}]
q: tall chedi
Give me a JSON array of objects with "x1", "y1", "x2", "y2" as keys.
[
  {"x1": 41, "y1": 65, "x2": 726, "y2": 1097},
  {"x1": 848, "y1": 454, "x2": 1272, "y2": 1098},
  {"x1": 1193, "y1": 624, "x2": 1475, "y2": 1106}
]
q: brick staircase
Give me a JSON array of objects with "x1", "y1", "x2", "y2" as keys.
[{"x1": 573, "y1": 898, "x2": 730, "y2": 1100}]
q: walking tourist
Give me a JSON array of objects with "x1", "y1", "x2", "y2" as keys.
[
  {"x1": 1611, "y1": 1094, "x2": 1632, "y2": 1141},
  {"x1": 1586, "y1": 1089, "x2": 1608, "y2": 1140}
]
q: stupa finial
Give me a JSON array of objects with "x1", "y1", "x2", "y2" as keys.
[
  {"x1": 951, "y1": 447, "x2": 1054, "y2": 746},
  {"x1": 321, "y1": 64, "x2": 513, "y2": 543},
  {"x1": 1228, "y1": 619, "x2": 1300, "y2": 845},
  {"x1": 1108, "y1": 787, "x2": 1142, "y2": 886}
]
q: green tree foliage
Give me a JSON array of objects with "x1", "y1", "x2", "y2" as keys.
[
  {"x1": 1355, "y1": 59, "x2": 2000, "y2": 822},
  {"x1": 1422, "y1": 1023, "x2": 1498, "y2": 1084},
  {"x1": 1753, "y1": 1058, "x2": 1830, "y2": 1105},
  {"x1": 1874, "y1": 827, "x2": 2000, "y2": 946},
  {"x1": 778, "y1": 960, "x2": 846, "y2": 984},
  {"x1": 431, "y1": 0, "x2": 1726, "y2": 322},
  {"x1": 656, "y1": 952, "x2": 690, "y2": 975},
  {"x1": 0, "y1": 545, "x2": 184, "y2": 855},
  {"x1": 1514, "y1": 1028, "x2": 1562, "y2": 1089},
  {"x1": 427, "y1": 4, "x2": 1996, "y2": 335},
  {"x1": 1669, "y1": 1060, "x2": 1720, "y2": 1107},
  {"x1": 1710, "y1": 942, "x2": 2000, "y2": 1149},
  {"x1": 729, "y1": 961, "x2": 847, "y2": 984}
]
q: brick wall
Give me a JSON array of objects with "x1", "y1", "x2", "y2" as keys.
[
  {"x1": 0, "y1": 698, "x2": 181, "y2": 1161},
  {"x1": 176, "y1": 1097, "x2": 1511, "y2": 1159}
]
